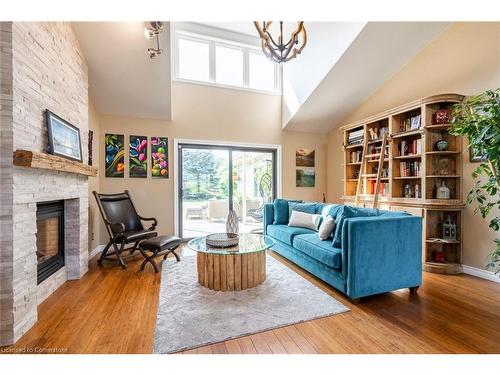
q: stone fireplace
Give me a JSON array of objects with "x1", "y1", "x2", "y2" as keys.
[{"x1": 0, "y1": 22, "x2": 90, "y2": 345}]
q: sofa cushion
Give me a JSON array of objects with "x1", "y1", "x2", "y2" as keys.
[
  {"x1": 293, "y1": 233, "x2": 342, "y2": 269},
  {"x1": 273, "y1": 199, "x2": 303, "y2": 224},
  {"x1": 267, "y1": 224, "x2": 316, "y2": 246},
  {"x1": 332, "y1": 205, "x2": 379, "y2": 248},
  {"x1": 314, "y1": 203, "x2": 327, "y2": 214},
  {"x1": 273, "y1": 199, "x2": 290, "y2": 224},
  {"x1": 323, "y1": 204, "x2": 345, "y2": 218},
  {"x1": 288, "y1": 202, "x2": 321, "y2": 218}
]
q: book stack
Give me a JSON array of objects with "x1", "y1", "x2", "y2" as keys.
[
  {"x1": 399, "y1": 114, "x2": 422, "y2": 132},
  {"x1": 369, "y1": 181, "x2": 389, "y2": 196},
  {"x1": 400, "y1": 161, "x2": 421, "y2": 177},
  {"x1": 348, "y1": 129, "x2": 364, "y2": 145},
  {"x1": 399, "y1": 139, "x2": 422, "y2": 155},
  {"x1": 350, "y1": 150, "x2": 363, "y2": 163}
]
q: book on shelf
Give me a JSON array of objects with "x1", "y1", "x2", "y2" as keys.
[
  {"x1": 348, "y1": 137, "x2": 363, "y2": 145},
  {"x1": 369, "y1": 143, "x2": 389, "y2": 157},
  {"x1": 369, "y1": 180, "x2": 389, "y2": 196},
  {"x1": 399, "y1": 161, "x2": 421, "y2": 177},
  {"x1": 399, "y1": 139, "x2": 422, "y2": 156},
  {"x1": 399, "y1": 114, "x2": 422, "y2": 132},
  {"x1": 348, "y1": 129, "x2": 364, "y2": 145},
  {"x1": 349, "y1": 150, "x2": 363, "y2": 163},
  {"x1": 349, "y1": 129, "x2": 364, "y2": 138}
]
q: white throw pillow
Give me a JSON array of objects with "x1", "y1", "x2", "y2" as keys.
[
  {"x1": 288, "y1": 210, "x2": 322, "y2": 231},
  {"x1": 318, "y1": 215, "x2": 336, "y2": 240}
]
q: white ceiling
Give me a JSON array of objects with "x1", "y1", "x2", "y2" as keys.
[
  {"x1": 284, "y1": 22, "x2": 450, "y2": 133},
  {"x1": 72, "y1": 22, "x2": 172, "y2": 120},
  {"x1": 197, "y1": 22, "x2": 259, "y2": 37}
]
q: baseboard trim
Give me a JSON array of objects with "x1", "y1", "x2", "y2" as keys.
[
  {"x1": 462, "y1": 265, "x2": 500, "y2": 283},
  {"x1": 90, "y1": 245, "x2": 105, "y2": 260}
]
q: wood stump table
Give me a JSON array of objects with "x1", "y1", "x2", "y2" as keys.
[{"x1": 187, "y1": 233, "x2": 274, "y2": 292}]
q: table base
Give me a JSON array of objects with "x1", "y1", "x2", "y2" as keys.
[{"x1": 196, "y1": 251, "x2": 266, "y2": 291}]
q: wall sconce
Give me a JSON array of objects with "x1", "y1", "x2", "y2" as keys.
[{"x1": 144, "y1": 21, "x2": 164, "y2": 59}]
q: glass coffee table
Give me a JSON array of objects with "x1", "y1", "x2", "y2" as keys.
[{"x1": 187, "y1": 233, "x2": 274, "y2": 292}]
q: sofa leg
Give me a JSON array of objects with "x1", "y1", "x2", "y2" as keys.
[
  {"x1": 350, "y1": 298, "x2": 361, "y2": 304},
  {"x1": 409, "y1": 286, "x2": 419, "y2": 295}
]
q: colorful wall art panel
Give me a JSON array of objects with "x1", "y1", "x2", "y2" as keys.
[
  {"x1": 151, "y1": 137, "x2": 168, "y2": 178},
  {"x1": 105, "y1": 134, "x2": 125, "y2": 177},
  {"x1": 129, "y1": 135, "x2": 148, "y2": 178}
]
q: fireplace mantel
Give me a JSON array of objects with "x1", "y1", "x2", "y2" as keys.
[{"x1": 13, "y1": 149, "x2": 97, "y2": 177}]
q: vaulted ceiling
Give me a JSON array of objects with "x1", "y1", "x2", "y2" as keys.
[
  {"x1": 284, "y1": 22, "x2": 450, "y2": 133},
  {"x1": 72, "y1": 22, "x2": 172, "y2": 120},
  {"x1": 72, "y1": 21, "x2": 450, "y2": 132}
]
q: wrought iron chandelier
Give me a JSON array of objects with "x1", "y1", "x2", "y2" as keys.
[{"x1": 254, "y1": 21, "x2": 307, "y2": 63}]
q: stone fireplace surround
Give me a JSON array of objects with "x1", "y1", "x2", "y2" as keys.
[
  {"x1": 0, "y1": 22, "x2": 89, "y2": 345},
  {"x1": 13, "y1": 168, "x2": 89, "y2": 327}
]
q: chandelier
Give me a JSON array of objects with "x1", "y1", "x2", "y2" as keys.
[{"x1": 253, "y1": 21, "x2": 307, "y2": 63}]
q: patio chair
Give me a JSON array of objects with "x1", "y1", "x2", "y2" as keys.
[
  {"x1": 93, "y1": 190, "x2": 158, "y2": 268},
  {"x1": 248, "y1": 173, "x2": 272, "y2": 222}
]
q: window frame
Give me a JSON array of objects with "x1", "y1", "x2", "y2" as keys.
[
  {"x1": 173, "y1": 30, "x2": 281, "y2": 95},
  {"x1": 214, "y1": 43, "x2": 245, "y2": 87},
  {"x1": 176, "y1": 36, "x2": 211, "y2": 83}
]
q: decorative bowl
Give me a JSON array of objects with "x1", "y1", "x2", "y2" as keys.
[
  {"x1": 205, "y1": 233, "x2": 239, "y2": 248},
  {"x1": 435, "y1": 140, "x2": 449, "y2": 151}
]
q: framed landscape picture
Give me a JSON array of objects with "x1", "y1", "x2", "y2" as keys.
[
  {"x1": 45, "y1": 110, "x2": 82, "y2": 162},
  {"x1": 129, "y1": 135, "x2": 148, "y2": 178},
  {"x1": 151, "y1": 137, "x2": 168, "y2": 178},
  {"x1": 105, "y1": 134, "x2": 125, "y2": 177},
  {"x1": 296, "y1": 168, "x2": 315, "y2": 187},
  {"x1": 296, "y1": 148, "x2": 315, "y2": 167}
]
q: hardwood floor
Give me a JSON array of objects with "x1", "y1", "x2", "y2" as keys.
[{"x1": 6, "y1": 246, "x2": 500, "y2": 354}]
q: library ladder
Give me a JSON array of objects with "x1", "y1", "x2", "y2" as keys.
[{"x1": 354, "y1": 133, "x2": 388, "y2": 209}]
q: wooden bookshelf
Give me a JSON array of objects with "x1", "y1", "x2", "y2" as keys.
[{"x1": 341, "y1": 93, "x2": 465, "y2": 274}]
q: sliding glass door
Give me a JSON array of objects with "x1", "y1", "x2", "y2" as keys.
[{"x1": 178, "y1": 144, "x2": 276, "y2": 239}]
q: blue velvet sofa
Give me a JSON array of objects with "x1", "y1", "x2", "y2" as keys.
[{"x1": 263, "y1": 200, "x2": 422, "y2": 300}]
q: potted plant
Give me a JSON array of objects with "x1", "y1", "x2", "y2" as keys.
[{"x1": 450, "y1": 89, "x2": 500, "y2": 275}]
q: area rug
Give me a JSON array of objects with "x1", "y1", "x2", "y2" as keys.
[{"x1": 153, "y1": 255, "x2": 349, "y2": 354}]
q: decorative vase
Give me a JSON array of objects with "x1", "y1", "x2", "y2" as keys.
[
  {"x1": 226, "y1": 209, "x2": 239, "y2": 234},
  {"x1": 433, "y1": 250, "x2": 446, "y2": 263},
  {"x1": 433, "y1": 109, "x2": 450, "y2": 124},
  {"x1": 436, "y1": 181, "x2": 450, "y2": 199},
  {"x1": 404, "y1": 184, "x2": 412, "y2": 198},
  {"x1": 435, "y1": 139, "x2": 448, "y2": 151}
]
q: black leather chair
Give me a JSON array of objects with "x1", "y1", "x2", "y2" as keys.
[{"x1": 93, "y1": 190, "x2": 158, "y2": 268}]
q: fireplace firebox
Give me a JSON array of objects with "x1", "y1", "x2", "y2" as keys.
[{"x1": 36, "y1": 200, "x2": 65, "y2": 284}]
